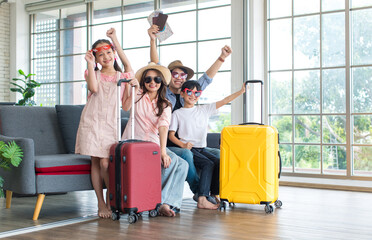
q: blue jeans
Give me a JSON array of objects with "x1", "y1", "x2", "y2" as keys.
[
  {"x1": 161, "y1": 148, "x2": 189, "y2": 209},
  {"x1": 191, "y1": 148, "x2": 220, "y2": 196},
  {"x1": 168, "y1": 147, "x2": 199, "y2": 194}
]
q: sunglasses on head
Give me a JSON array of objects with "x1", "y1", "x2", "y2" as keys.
[
  {"x1": 92, "y1": 44, "x2": 113, "y2": 53},
  {"x1": 144, "y1": 76, "x2": 162, "y2": 84},
  {"x1": 183, "y1": 88, "x2": 202, "y2": 97},
  {"x1": 171, "y1": 72, "x2": 188, "y2": 80}
]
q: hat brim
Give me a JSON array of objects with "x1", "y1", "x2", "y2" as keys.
[
  {"x1": 168, "y1": 65, "x2": 194, "y2": 80},
  {"x1": 135, "y1": 62, "x2": 171, "y2": 85}
]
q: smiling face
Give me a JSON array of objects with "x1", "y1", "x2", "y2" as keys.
[
  {"x1": 143, "y1": 70, "x2": 162, "y2": 94},
  {"x1": 181, "y1": 86, "x2": 201, "y2": 106},
  {"x1": 169, "y1": 68, "x2": 187, "y2": 91},
  {"x1": 93, "y1": 43, "x2": 116, "y2": 68}
]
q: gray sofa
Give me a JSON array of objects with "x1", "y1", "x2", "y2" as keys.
[{"x1": 0, "y1": 105, "x2": 220, "y2": 220}]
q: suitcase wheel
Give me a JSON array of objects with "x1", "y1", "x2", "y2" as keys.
[
  {"x1": 229, "y1": 202, "x2": 235, "y2": 208},
  {"x1": 274, "y1": 200, "x2": 282, "y2": 208},
  {"x1": 111, "y1": 211, "x2": 120, "y2": 221},
  {"x1": 219, "y1": 201, "x2": 227, "y2": 211},
  {"x1": 128, "y1": 213, "x2": 138, "y2": 224},
  {"x1": 149, "y1": 209, "x2": 158, "y2": 217},
  {"x1": 264, "y1": 205, "x2": 274, "y2": 214}
]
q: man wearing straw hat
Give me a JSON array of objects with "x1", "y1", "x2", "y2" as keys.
[{"x1": 148, "y1": 25, "x2": 232, "y2": 203}]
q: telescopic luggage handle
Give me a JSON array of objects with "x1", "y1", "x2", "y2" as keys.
[
  {"x1": 117, "y1": 79, "x2": 135, "y2": 142},
  {"x1": 243, "y1": 80, "x2": 263, "y2": 125}
]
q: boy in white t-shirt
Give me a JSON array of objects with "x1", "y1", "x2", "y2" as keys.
[{"x1": 169, "y1": 80, "x2": 246, "y2": 210}]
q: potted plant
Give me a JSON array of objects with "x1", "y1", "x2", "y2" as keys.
[
  {"x1": 10, "y1": 69, "x2": 41, "y2": 106},
  {"x1": 0, "y1": 141, "x2": 23, "y2": 198}
]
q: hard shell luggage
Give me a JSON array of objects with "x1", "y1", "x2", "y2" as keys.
[
  {"x1": 219, "y1": 80, "x2": 282, "y2": 213},
  {"x1": 109, "y1": 79, "x2": 162, "y2": 223}
]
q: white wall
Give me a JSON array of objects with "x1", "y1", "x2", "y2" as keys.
[
  {"x1": 9, "y1": 0, "x2": 30, "y2": 103},
  {"x1": 0, "y1": 2, "x2": 10, "y2": 102}
]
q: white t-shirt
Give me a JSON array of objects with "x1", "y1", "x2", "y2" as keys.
[{"x1": 169, "y1": 103, "x2": 218, "y2": 148}]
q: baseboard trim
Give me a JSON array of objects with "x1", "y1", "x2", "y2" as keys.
[{"x1": 279, "y1": 176, "x2": 372, "y2": 192}]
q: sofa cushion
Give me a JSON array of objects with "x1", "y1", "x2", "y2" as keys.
[
  {"x1": 35, "y1": 154, "x2": 91, "y2": 175},
  {"x1": 0, "y1": 106, "x2": 65, "y2": 155},
  {"x1": 55, "y1": 105, "x2": 85, "y2": 154}
]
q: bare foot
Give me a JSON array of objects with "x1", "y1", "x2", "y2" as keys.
[
  {"x1": 98, "y1": 202, "x2": 111, "y2": 218},
  {"x1": 158, "y1": 204, "x2": 176, "y2": 217},
  {"x1": 197, "y1": 196, "x2": 219, "y2": 210}
]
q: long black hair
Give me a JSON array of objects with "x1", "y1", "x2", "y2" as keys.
[
  {"x1": 91, "y1": 39, "x2": 122, "y2": 72},
  {"x1": 136, "y1": 69, "x2": 171, "y2": 117}
]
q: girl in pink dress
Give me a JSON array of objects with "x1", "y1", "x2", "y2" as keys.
[{"x1": 75, "y1": 28, "x2": 138, "y2": 218}]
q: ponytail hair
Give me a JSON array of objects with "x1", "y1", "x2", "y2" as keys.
[{"x1": 91, "y1": 39, "x2": 123, "y2": 72}]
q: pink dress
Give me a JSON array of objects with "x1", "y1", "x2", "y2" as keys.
[{"x1": 75, "y1": 70, "x2": 132, "y2": 158}]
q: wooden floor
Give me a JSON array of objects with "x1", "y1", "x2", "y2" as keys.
[{"x1": 1, "y1": 186, "x2": 372, "y2": 239}]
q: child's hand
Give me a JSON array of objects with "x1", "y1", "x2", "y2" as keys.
[
  {"x1": 240, "y1": 82, "x2": 247, "y2": 94},
  {"x1": 148, "y1": 25, "x2": 159, "y2": 41},
  {"x1": 182, "y1": 142, "x2": 193, "y2": 150},
  {"x1": 220, "y1": 45, "x2": 232, "y2": 60},
  {"x1": 85, "y1": 50, "x2": 95, "y2": 66},
  {"x1": 161, "y1": 152, "x2": 172, "y2": 168},
  {"x1": 106, "y1": 28, "x2": 117, "y2": 39},
  {"x1": 128, "y1": 78, "x2": 139, "y2": 93}
]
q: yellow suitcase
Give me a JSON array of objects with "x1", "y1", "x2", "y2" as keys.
[{"x1": 219, "y1": 81, "x2": 282, "y2": 213}]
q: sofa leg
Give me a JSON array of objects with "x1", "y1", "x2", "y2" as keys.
[
  {"x1": 33, "y1": 194, "x2": 45, "y2": 220},
  {"x1": 6, "y1": 190, "x2": 12, "y2": 208}
]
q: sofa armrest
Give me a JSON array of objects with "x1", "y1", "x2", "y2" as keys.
[
  {"x1": 0, "y1": 134, "x2": 36, "y2": 194},
  {"x1": 206, "y1": 133, "x2": 220, "y2": 149}
]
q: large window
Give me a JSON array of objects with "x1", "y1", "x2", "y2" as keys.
[
  {"x1": 30, "y1": 0, "x2": 231, "y2": 132},
  {"x1": 268, "y1": 0, "x2": 372, "y2": 178}
]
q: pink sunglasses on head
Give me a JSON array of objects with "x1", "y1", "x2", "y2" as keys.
[{"x1": 92, "y1": 44, "x2": 114, "y2": 53}]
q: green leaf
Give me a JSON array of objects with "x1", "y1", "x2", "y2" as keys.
[
  {"x1": 0, "y1": 141, "x2": 6, "y2": 152},
  {"x1": 26, "y1": 83, "x2": 38, "y2": 88},
  {"x1": 12, "y1": 78, "x2": 26, "y2": 84},
  {"x1": 17, "y1": 99, "x2": 26, "y2": 106},
  {"x1": 10, "y1": 88, "x2": 23, "y2": 94},
  {"x1": 10, "y1": 82, "x2": 25, "y2": 90},
  {"x1": 24, "y1": 88, "x2": 35, "y2": 99},
  {"x1": 29, "y1": 80, "x2": 41, "y2": 86},
  {"x1": 2, "y1": 141, "x2": 23, "y2": 167},
  {"x1": 26, "y1": 73, "x2": 36, "y2": 78},
  {"x1": 18, "y1": 69, "x2": 25, "y2": 76}
]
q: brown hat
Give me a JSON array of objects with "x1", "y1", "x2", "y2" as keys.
[
  {"x1": 167, "y1": 60, "x2": 194, "y2": 80},
  {"x1": 135, "y1": 62, "x2": 171, "y2": 85}
]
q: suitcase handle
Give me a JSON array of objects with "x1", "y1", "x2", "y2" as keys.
[
  {"x1": 278, "y1": 151, "x2": 282, "y2": 179},
  {"x1": 239, "y1": 122, "x2": 264, "y2": 126},
  {"x1": 117, "y1": 79, "x2": 135, "y2": 142},
  {"x1": 244, "y1": 80, "x2": 263, "y2": 124}
]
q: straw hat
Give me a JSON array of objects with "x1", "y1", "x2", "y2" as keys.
[
  {"x1": 167, "y1": 60, "x2": 194, "y2": 80},
  {"x1": 135, "y1": 62, "x2": 171, "y2": 85}
]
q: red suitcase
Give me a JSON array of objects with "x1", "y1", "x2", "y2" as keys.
[{"x1": 108, "y1": 79, "x2": 161, "y2": 223}]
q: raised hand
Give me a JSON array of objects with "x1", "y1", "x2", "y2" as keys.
[
  {"x1": 220, "y1": 45, "x2": 232, "y2": 60},
  {"x1": 85, "y1": 50, "x2": 95, "y2": 66},
  {"x1": 148, "y1": 25, "x2": 159, "y2": 41},
  {"x1": 106, "y1": 28, "x2": 117, "y2": 40}
]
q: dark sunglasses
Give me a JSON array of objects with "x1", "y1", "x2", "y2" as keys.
[
  {"x1": 144, "y1": 76, "x2": 162, "y2": 84},
  {"x1": 184, "y1": 88, "x2": 202, "y2": 97},
  {"x1": 171, "y1": 72, "x2": 188, "y2": 80}
]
